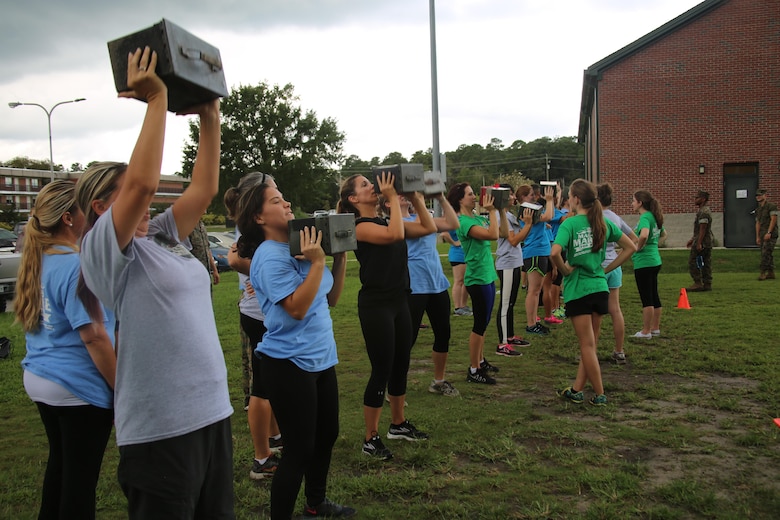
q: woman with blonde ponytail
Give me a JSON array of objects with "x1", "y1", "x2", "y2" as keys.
[{"x1": 15, "y1": 180, "x2": 116, "y2": 519}]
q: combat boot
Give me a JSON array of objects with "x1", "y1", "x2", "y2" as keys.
[
  {"x1": 702, "y1": 283, "x2": 712, "y2": 291},
  {"x1": 686, "y1": 282, "x2": 705, "y2": 292},
  {"x1": 767, "y1": 270, "x2": 775, "y2": 280},
  {"x1": 758, "y1": 271, "x2": 768, "y2": 281}
]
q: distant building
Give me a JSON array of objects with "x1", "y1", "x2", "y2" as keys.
[
  {"x1": 578, "y1": 0, "x2": 778, "y2": 247},
  {"x1": 0, "y1": 167, "x2": 188, "y2": 220}
]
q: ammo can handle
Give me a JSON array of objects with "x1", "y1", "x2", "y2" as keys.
[
  {"x1": 335, "y1": 230, "x2": 353, "y2": 238},
  {"x1": 179, "y1": 47, "x2": 223, "y2": 72}
]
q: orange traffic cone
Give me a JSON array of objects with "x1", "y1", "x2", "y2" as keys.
[
  {"x1": 677, "y1": 288, "x2": 691, "y2": 309},
  {"x1": 774, "y1": 418, "x2": 780, "y2": 428}
]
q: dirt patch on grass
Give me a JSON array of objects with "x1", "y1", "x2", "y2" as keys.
[{"x1": 516, "y1": 363, "x2": 780, "y2": 502}]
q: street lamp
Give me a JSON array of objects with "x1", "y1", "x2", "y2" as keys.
[{"x1": 8, "y1": 98, "x2": 86, "y2": 181}]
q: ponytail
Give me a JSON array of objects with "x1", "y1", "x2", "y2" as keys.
[{"x1": 569, "y1": 179, "x2": 606, "y2": 252}]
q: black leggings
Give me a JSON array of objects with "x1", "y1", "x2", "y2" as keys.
[
  {"x1": 408, "y1": 290, "x2": 451, "y2": 353},
  {"x1": 359, "y1": 296, "x2": 413, "y2": 407},
  {"x1": 36, "y1": 402, "x2": 113, "y2": 520},
  {"x1": 634, "y1": 265, "x2": 662, "y2": 308},
  {"x1": 466, "y1": 283, "x2": 496, "y2": 336},
  {"x1": 260, "y1": 357, "x2": 339, "y2": 520},
  {"x1": 496, "y1": 267, "x2": 521, "y2": 343}
]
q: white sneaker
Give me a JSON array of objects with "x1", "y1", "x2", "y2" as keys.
[
  {"x1": 633, "y1": 331, "x2": 652, "y2": 339},
  {"x1": 650, "y1": 329, "x2": 661, "y2": 336}
]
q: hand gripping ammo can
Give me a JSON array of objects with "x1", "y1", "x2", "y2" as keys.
[
  {"x1": 289, "y1": 213, "x2": 357, "y2": 256},
  {"x1": 108, "y1": 19, "x2": 228, "y2": 112}
]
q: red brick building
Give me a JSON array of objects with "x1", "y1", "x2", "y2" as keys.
[
  {"x1": 578, "y1": 0, "x2": 779, "y2": 247},
  {"x1": 0, "y1": 167, "x2": 187, "y2": 220}
]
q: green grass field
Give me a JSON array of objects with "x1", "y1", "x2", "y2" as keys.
[{"x1": 1, "y1": 248, "x2": 778, "y2": 519}]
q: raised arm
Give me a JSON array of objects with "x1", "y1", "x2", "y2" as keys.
[
  {"x1": 467, "y1": 193, "x2": 499, "y2": 241},
  {"x1": 538, "y1": 186, "x2": 555, "y2": 223},
  {"x1": 432, "y1": 193, "x2": 460, "y2": 232},
  {"x1": 111, "y1": 47, "x2": 167, "y2": 250},
  {"x1": 172, "y1": 99, "x2": 221, "y2": 240},
  {"x1": 403, "y1": 192, "x2": 437, "y2": 238},
  {"x1": 280, "y1": 227, "x2": 325, "y2": 320},
  {"x1": 355, "y1": 172, "x2": 405, "y2": 244},
  {"x1": 507, "y1": 208, "x2": 533, "y2": 247}
]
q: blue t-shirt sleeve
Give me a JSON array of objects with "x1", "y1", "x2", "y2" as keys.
[
  {"x1": 253, "y1": 244, "x2": 302, "y2": 307},
  {"x1": 59, "y1": 256, "x2": 93, "y2": 332}
]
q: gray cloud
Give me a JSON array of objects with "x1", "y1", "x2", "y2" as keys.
[{"x1": 1, "y1": 0, "x2": 421, "y2": 84}]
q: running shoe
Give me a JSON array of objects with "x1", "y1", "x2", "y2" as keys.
[
  {"x1": 507, "y1": 336, "x2": 531, "y2": 347},
  {"x1": 544, "y1": 315, "x2": 563, "y2": 325},
  {"x1": 632, "y1": 331, "x2": 652, "y2": 339},
  {"x1": 387, "y1": 420, "x2": 429, "y2": 441},
  {"x1": 428, "y1": 380, "x2": 460, "y2": 396},
  {"x1": 496, "y1": 344, "x2": 523, "y2": 357},
  {"x1": 480, "y1": 358, "x2": 499, "y2": 373},
  {"x1": 612, "y1": 351, "x2": 627, "y2": 365},
  {"x1": 589, "y1": 394, "x2": 608, "y2": 407},
  {"x1": 269, "y1": 436, "x2": 284, "y2": 454},
  {"x1": 362, "y1": 433, "x2": 393, "y2": 460},
  {"x1": 466, "y1": 368, "x2": 496, "y2": 385},
  {"x1": 303, "y1": 498, "x2": 357, "y2": 518},
  {"x1": 525, "y1": 323, "x2": 549, "y2": 336},
  {"x1": 557, "y1": 386, "x2": 584, "y2": 404},
  {"x1": 249, "y1": 454, "x2": 280, "y2": 480}
]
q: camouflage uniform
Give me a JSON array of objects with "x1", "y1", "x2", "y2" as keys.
[
  {"x1": 688, "y1": 204, "x2": 713, "y2": 287},
  {"x1": 756, "y1": 200, "x2": 778, "y2": 277},
  {"x1": 188, "y1": 220, "x2": 213, "y2": 275}
]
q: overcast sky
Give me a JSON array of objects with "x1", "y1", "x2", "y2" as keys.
[{"x1": 1, "y1": 0, "x2": 703, "y2": 176}]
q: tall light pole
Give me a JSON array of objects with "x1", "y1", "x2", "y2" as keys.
[{"x1": 8, "y1": 98, "x2": 86, "y2": 181}]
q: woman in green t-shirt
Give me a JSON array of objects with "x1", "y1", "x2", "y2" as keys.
[
  {"x1": 551, "y1": 180, "x2": 635, "y2": 406},
  {"x1": 451, "y1": 183, "x2": 508, "y2": 385},
  {"x1": 631, "y1": 190, "x2": 666, "y2": 339}
]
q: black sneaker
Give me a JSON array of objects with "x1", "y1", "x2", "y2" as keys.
[
  {"x1": 249, "y1": 453, "x2": 280, "y2": 480},
  {"x1": 269, "y1": 436, "x2": 283, "y2": 454},
  {"x1": 466, "y1": 368, "x2": 497, "y2": 385},
  {"x1": 387, "y1": 420, "x2": 429, "y2": 441},
  {"x1": 525, "y1": 323, "x2": 549, "y2": 336},
  {"x1": 362, "y1": 433, "x2": 393, "y2": 460},
  {"x1": 303, "y1": 497, "x2": 356, "y2": 518},
  {"x1": 480, "y1": 358, "x2": 499, "y2": 373}
]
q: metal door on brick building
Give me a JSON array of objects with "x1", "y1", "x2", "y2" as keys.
[{"x1": 723, "y1": 163, "x2": 758, "y2": 248}]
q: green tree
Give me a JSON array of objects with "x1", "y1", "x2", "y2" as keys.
[
  {"x1": 379, "y1": 152, "x2": 408, "y2": 165},
  {"x1": 181, "y1": 83, "x2": 346, "y2": 214},
  {"x1": 0, "y1": 203, "x2": 20, "y2": 228},
  {"x1": 1, "y1": 156, "x2": 62, "y2": 171}
]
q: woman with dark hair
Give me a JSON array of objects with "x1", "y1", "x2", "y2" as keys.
[
  {"x1": 450, "y1": 182, "x2": 508, "y2": 385},
  {"x1": 631, "y1": 189, "x2": 666, "y2": 339},
  {"x1": 596, "y1": 183, "x2": 638, "y2": 364},
  {"x1": 338, "y1": 172, "x2": 433, "y2": 460},
  {"x1": 515, "y1": 184, "x2": 555, "y2": 336},
  {"x1": 75, "y1": 47, "x2": 234, "y2": 518},
  {"x1": 493, "y1": 183, "x2": 532, "y2": 355},
  {"x1": 15, "y1": 180, "x2": 116, "y2": 519},
  {"x1": 442, "y1": 187, "x2": 470, "y2": 316},
  {"x1": 552, "y1": 179, "x2": 635, "y2": 406},
  {"x1": 224, "y1": 172, "x2": 282, "y2": 481},
  {"x1": 383, "y1": 191, "x2": 461, "y2": 396},
  {"x1": 234, "y1": 181, "x2": 352, "y2": 519}
]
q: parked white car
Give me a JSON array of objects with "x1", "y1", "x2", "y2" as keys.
[{"x1": 207, "y1": 231, "x2": 236, "y2": 248}]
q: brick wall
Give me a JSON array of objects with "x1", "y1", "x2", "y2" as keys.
[{"x1": 596, "y1": 0, "x2": 780, "y2": 224}]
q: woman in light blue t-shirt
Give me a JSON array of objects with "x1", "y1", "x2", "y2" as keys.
[
  {"x1": 16, "y1": 181, "x2": 116, "y2": 519},
  {"x1": 234, "y1": 182, "x2": 353, "y2": 519}
]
